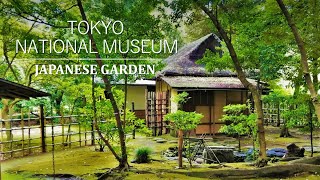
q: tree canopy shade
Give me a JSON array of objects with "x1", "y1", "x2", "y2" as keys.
[{"x1": 0, "y1": 78, "x2": 50, "y2": 99}]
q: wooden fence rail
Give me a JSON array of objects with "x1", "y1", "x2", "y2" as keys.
[{"x1": 0, "y1": 112, "x2": 100, "y2": 160}]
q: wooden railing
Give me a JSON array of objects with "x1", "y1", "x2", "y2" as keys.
[{"x1": 0, "y1": 107, "x2": 98, "y2": 160}]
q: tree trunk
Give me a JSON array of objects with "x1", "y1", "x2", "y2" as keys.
[
  {"x1": 252, "y1": 92, "x2": 267, "y2": 160},
  {"x1": 1, "y1": 99, "x2": 16, "y2": 141},
  {"x1": 55, "y1": 90, "x2": 64, "y2": 116},
  {"x1": 238, "y1": 134, "x2": 241, "y2": 152},
  {"x1": 196, "y1": 2, "x2": 267, "y2": 161},
  {"x1": 76, "y1": 0, "x2": 128, "y2": 169},
  {"x1": 178, "y1": 129, "x2": 183, "y2": 168},
  {"x1": 123, "y1": 57, "x2": 128, "y2": 130},
  {"x1": 312, "y1": 60, "x2": 319, "y2": 93},
  {"x1": 276, "y1": 0, "x2": 320, "y2": 121},
  {"x1": 309, "y1": 101, "x2": 314, "y2": 157},
  {"x1": 1, "y1": 100, "x2": 11, "y2": 141},
  {"x1": 280, "y1": 126, "x2": 291, "y2": 137}
]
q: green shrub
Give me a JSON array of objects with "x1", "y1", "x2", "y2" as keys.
[{"x1": 135, "y1": 147, "x2": 152, "y2": 163}]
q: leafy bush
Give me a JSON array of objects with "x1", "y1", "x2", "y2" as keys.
[
  {"x1": 135, "y1": 147, "x2": 152, "y2": 163},
  {"x1": 164, "y1": 110, "x2": 203, "y2": 131},
  {"x1": 219, "y1": 104, "x2": 257, "y2": 152}
]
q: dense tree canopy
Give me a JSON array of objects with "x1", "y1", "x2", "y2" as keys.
[{"x1": 1, "y1": 0, "x2": 320, "y2": 171}]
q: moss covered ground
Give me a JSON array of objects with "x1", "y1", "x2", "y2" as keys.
[{"x1": 1, "y1": 126, "x2": 320, "y2": 179}]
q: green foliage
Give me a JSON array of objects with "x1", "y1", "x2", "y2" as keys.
[
  {"x1": 281, "y1": 94, "x2": 320, "y2": 131},
  {"x1": 124, "y1": 110, "x2": 152, "y2": 136},
  {"x1": 135, "y1": 147, "x2": 152, "y2": 163},
  {"x1": 262, "y1": 88, "x2": 290, "y2": 105},
  {"x1": 164, "y1": 110, "x2": 203, "y2": 131},
  {"x1": 219, "y1": 104, "x2": 256, "y2": 137},
  {"x1": 173, "y1": 91, "x2": 189, "y2": 106},
  {"x1": 264, "y1": 89, "x2": 319, "y2": 132},
  {"x1": 166, "y1": 91, "x2": 202, "y2": 131},
  {"x1": 78, "y1": 86, "x2": 124, "y2": 143},
  {"x1": 196, "y1": 49, "x2": 233, "y2": 72}
]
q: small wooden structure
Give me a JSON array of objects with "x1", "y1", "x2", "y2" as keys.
[
  {"x1": 147, "y1": 34, "x2": 267, "y2": 136},
  {"x1": 0, "y1": 78, "x2": 51, "y2": 168},
  {"x1": 123, "y1": 79, "x2": 155, "y2": 119},
  {"x1": 0, "y1": 78, "x2": 50, "y2": 99}
]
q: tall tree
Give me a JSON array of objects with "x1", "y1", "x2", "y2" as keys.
[
  {"x1": 169, "y1": 0, "x2": 268, "y2": 163},
  {"x1": 276, "y1": 0, "x2": 320, "y2": 121},
  {"x1": 76, "y1": 0, "x2": 131, "y2": 169}
]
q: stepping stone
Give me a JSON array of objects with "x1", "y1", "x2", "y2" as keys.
[
  {"x1": 303, "y1": 146, "x2": 320, "y2": 153},
  {"x1": 195, "y1": 158, "x2": 204, "y2": 164},
  {"x1": 156, "y1": 139, "x2": 167, "y2": 143}
]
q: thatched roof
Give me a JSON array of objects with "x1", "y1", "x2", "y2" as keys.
[
  {"x1": 0, "y1": 78, "x2": 50, "y2": 99},
  {"x1": 158, "y1": 33, "x2": 236, "y2": 77},
  {"x1": 161, "y1": 76, "x2": 257, "y2": 89}
]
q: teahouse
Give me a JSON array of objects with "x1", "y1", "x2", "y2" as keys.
[{"x1": 146, "y1": 34, "x2": 265, "y2": 136}]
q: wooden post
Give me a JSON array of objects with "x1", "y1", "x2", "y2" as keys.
[
  {"x1": 68, "y1": 117, "x2": 72, "y2": 148},
  {"x1": 28, "y1": 110, "x2": 31, "y2": 155},
  {"x1": 79, "y1": 122, "x2": 81, "y2": 146},
  {"x1": 51, "y1": 115, "x2": 56, "y2": 176},
  {"x1": 277, "y1": 103, "x2": 281, "y2": 127},
  {"x1": 145, "y1": 89, "x2": 148, "y2": 125},
  {"x1": 9, "y1": 112, "x2": 13, "y2": 158},
  {"x1": 84, "y1": 124, "x2": 87, "y2": 146},
  {"x1": 91, "y1": 74, "x2": 96, "y2": 145},
  {"x1": 238, "y1": 134, "x2": 241, "y2": 152},
  {"x1": 132, "y1": 102, "x2": 136, "y2": 139},
  {"x1": 178, "y1": 129, "x2": 183, "y2": 168},
  {"x1": 51, "y1": 118, "x2": 54, "y2": 152},
  {"x1": 69, "y1": 128, "x2": 71, "y2": 148},
  {"x1": 309, "y1": 101, "x2": 314, "y2": 157},
  {"x1": 61, "y1": 115, "x2": 65, "y2": 145},
  {"x1": 209, "y1": 106, "x2": 212, "y2": 135},
  {"x1": 40, "y1": 104, "x2": 46, "y2": 153},
  {"x1": 154, "y1": 92, "x2": 157, "y2": 136},
  {"x1": 0, "y1": 114, "x2": 3, "y2": 180},
  {"x1": 21, "y1": 108, "x2": 24, "y2": 156}
]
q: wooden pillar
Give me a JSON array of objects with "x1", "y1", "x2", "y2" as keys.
[
  {"x1": 211, "y1": 91, "x2": 215, "y2": 136},
  {"x1": 309, "y1": 101, "x2": 314, "y2": 157},
  {"x1": 178, "y1": 129, "x2": 183, "y2": 168},
  {"x1": 21, "y1": 108, "x2": 25, "y2": 156},
  {"x1": 145, "y1": 88, "x2": 148, "y2": 126},
  {"x1": 28, "y1": 110, "x2": 31, "y2": 155},
  {"x1": 40, "y1": 104, "x2": 46, "y2": 153},
  {"x1": 91, "y1": 75, "x2": 96, "y2": 145},
  {"x1": 209, "y1": 105, "x2": 212, "y2": 135},
  {"x1": 277, "y1": 103, "x2": 281, "y2": 127},
  {"x1": 160, "y1": 92, "x2": 163, "y2": 136},
  {"x1": 0, "y1": 111, "x2": 3, "y2": 180},
  {"x1": 132, "y1": 102, "x2": 136, "y2": 139},
  {"x1": 61, "y1": 115, "x2": 65, "y2": 145}
]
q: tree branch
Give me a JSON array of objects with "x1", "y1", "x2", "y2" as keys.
[{"x1": 76, "y1": 0, "x2": 128, "y2": 167}]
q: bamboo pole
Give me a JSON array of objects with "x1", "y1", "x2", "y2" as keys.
[
  {"x1": 0, "y1": 116, "x2": 3, "y2": 180},
  {"x1": 79, "y1": 122, "x2": 81, "y2": 147},
  {"x1": 40, "y1": 104, "x2": 46, "y2": 153},
  {"x1": 9, "y1": 112, "x2": 13, "y2": 158},
  {"x1": 62, "y1": 114, "x2": 65, "y2": 145},
  {"x1": 28, "y1": 110, "x2": 31, "y2": 155},
  {"x1": 21, "y1": 108, "x2": 24, "y2": 156}
]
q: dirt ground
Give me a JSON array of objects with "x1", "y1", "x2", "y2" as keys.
[{"x1": 1, "y1": 126, "x2": 320, "y2": 179}]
